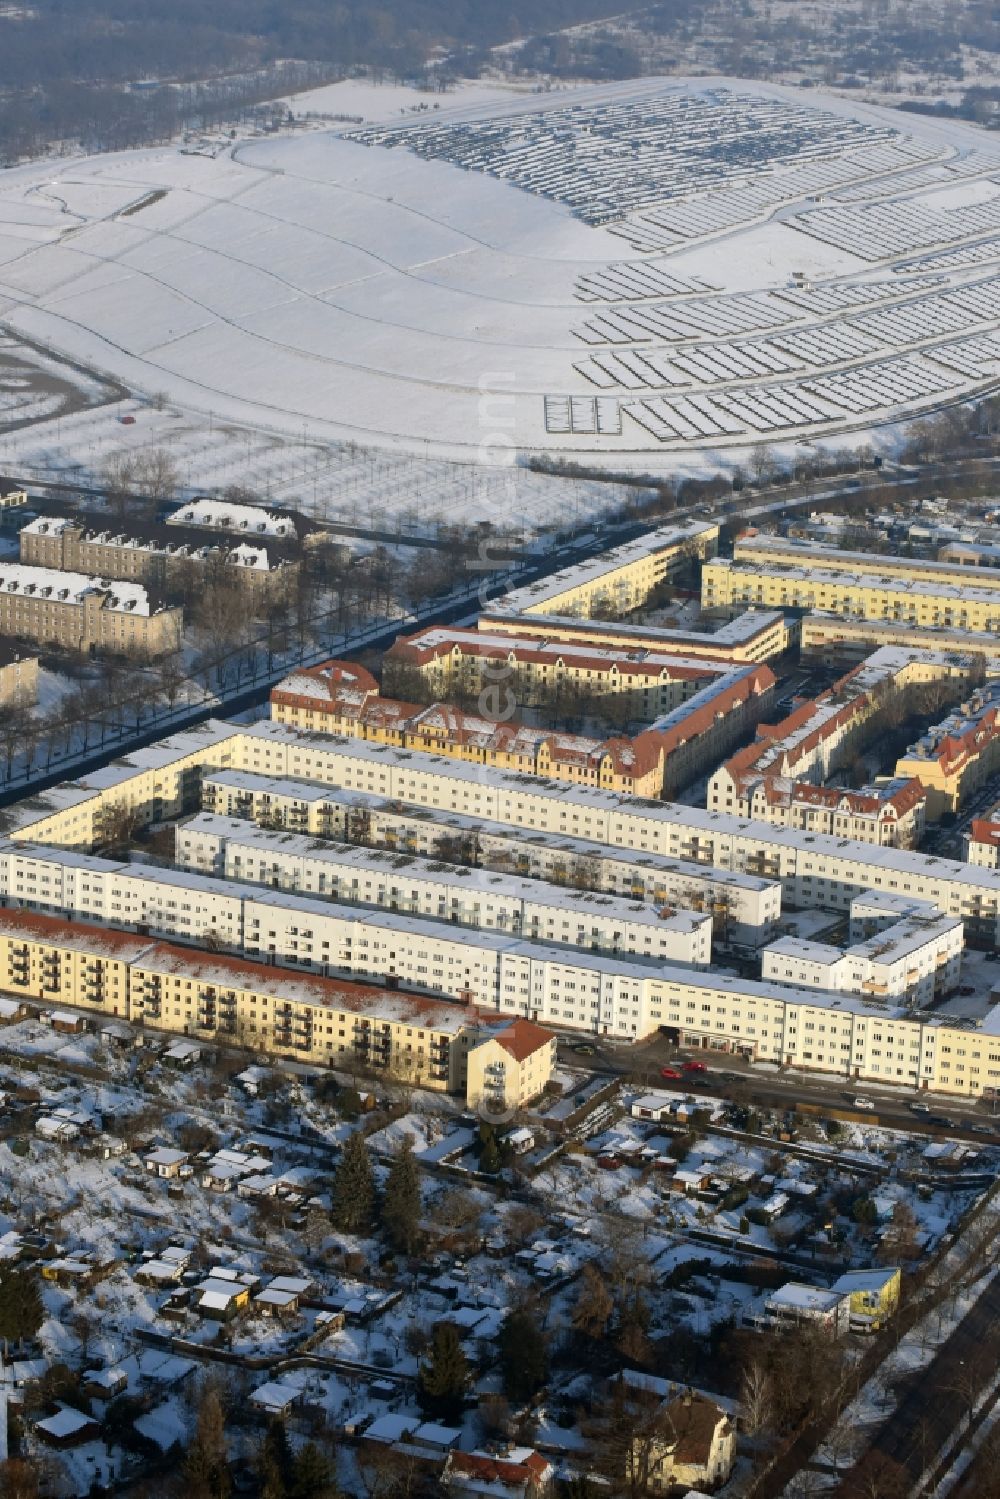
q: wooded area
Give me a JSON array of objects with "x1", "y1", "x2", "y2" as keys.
[{"x1": 0, "y1": 0, "x2": 627, "y2": 163}]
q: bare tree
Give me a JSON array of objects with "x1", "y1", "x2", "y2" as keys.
[{"x1": 739, "y1": 1358, "x2": 775, "y2": 1440}]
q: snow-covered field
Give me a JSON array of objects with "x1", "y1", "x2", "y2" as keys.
[
  {"x1": 0, "y1": 397, "x2": 633, "y2": 532},
  {"x1": 1, "y1": 77, "x2": 1000, "y2": 468}
]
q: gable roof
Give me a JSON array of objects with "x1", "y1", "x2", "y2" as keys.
[
  {"x1": 493, "y1": 1018, "x2": 555, "y2": 1063},
  {"x1": 662, "y1": 1392, "x2": 730, "y2": 1465}
]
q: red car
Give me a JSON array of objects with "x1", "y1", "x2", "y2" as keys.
[
  {"x1": 660, "y1": 1066, "x2": 683, "y2": 1080},
  {"x1": 682, "y1": 1060, "x2": 707, "y2": 1073}
]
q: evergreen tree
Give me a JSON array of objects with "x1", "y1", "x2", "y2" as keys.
[
  {"x1": 0, "y1": 1270, "x2": 42, "y2": 1354},
  {"x1": 382, "y1": 1138, "x2": 421, "y2": 1255},
  {"x1": 498, "y1": 1309, "x2": 548, "y2": 1403},
  {"x1": 256, "y1": 1418, "x2": 294, "y2": 1498},
  {"x1": 331, "y1": 1131, "x2": 376, "y2": 1235},
  {"x1": 291, "y1": 1442, "x2": 340, "y2": 1499},
  {"x1": 479, "y1": 1125, "x2": 502, "y2": 1175},
  {"x1": 184, "y1": 1386, "x2": 231, "y2": 1499},
  {"x1": 417, "y1": 1322, "x2": 469, "y2": 1420}
]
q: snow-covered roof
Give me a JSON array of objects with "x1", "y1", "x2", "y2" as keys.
[
  {"x1": 182, "y1": 810, "x2": 710, "y2": 932},
  {"x1": 36, "y1": 1406, "x2": 95, "y2": 1440},
  {"x1": 250, "y1": 1381, "x2": 300, "y2": 1412},
  {"x1": 200, "y1": 767, "x2": 776, "y2": 895},
  {"x1": 145, "y1": 1148, "x2": 189, "y2": 1167},
  {"x1": 493, "y1": 519, "x2": 716, "y2": 614},
  {"x1": 255, "y1": 1288, "x2": 298, "y2": 1307},
  {"x1": 233, "y1": 719, "x2": 1000, "y2": 895},
  {"x1": 768, "y1": 1283, "x2": 846, "y2": 1313},
  {"x1": 167, "y1": 500, "x2": 296, "y2": 539},
  {"x1": 0, "y1": 561, "x2": 156, "y2": 615}
]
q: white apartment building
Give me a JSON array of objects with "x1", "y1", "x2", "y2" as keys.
[
  {"x1": 762, "y1": 903, "x2": 963, "y2": 1008},
  {"x1": 175, "y1": 813, "x2": 713, "y2": 967},
  {"x1": 200, "y1": 768, "x2": 781, "y2": 947},
  {"x1": 849, "y1": 890, "x2": 943, "y2": 939},
  {"x1": 224, "y1": 724, "x2": 1000, "y2": 944},
  {"x1": 15, "y1": 720, "x2": 1000, "y2": 948},
  {"x1": 2, "y1": 841, "x2": 1000, "y2": 1094}
]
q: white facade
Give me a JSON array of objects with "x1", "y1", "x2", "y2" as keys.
[
  {"x1": 762, "y1": 904, "x2": 963, "y2": 1008},
  {"x1": 3, "y1": 840, "x2": 1000, "y2": 1093},
  {"x1": 200, "y1": 768, "x2": 780, "y2": 947},
  {"x1": 175, "y1": 813, "x2": 712, "y2": 967},
  {"x1": 16, "y1": 720, "x2": 1000, "y2": 947}
]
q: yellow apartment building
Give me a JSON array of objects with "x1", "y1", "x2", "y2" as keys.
[
  {"x1": 735, "y1": 534, "x2": 1000, "y2": 593},
  {"x1": 383, "y1": 624, "x2": 724, "y2": 713},
  {"x1": 270, "y1": 661, "x2": 669, "y2": 797},
  {"x1": 464, "y1": 1018, "x2": 556, "y2": 1114},
  {"x1": 1, "y1": 903, "x2": 1000, "y2": 1099},
  {"x1": 702, "y1": 559, "x2": 1000, "y2": 634},
  {"x1": 0, "y1": 910, "x2": 149, "y2": 1017},
  {"x1": 493, "y1": 519, "x2": 718, "y2": 621},
  {"x1": 800, "y1": 612, "x2": 1000, "y2": 665},
  {"x1": 477, "y1": 607, "x2": 791, "y2": 663}
]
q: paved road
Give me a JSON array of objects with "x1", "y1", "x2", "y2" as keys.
[
  {"x1": 557, "y1": 1035, "x2": 1000, "y2": 1143},
  {"x1": 833, "y1": 1270, "x2": 1000, "y2": 1498}
]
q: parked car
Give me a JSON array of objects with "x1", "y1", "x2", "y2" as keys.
[
  {"x1": 909, "y1": 1101, "x2": 931, "y2": 1114},
  {"x1": 927, "y1": 1114, "x2": 955, "y2": 1128},
  {"x1": 571, "y1": 1042, "x2": 597, "y2": 1055},
  {"x1": 971, "y1": 1123, "x2": 994, "y2": 1135},
  {"x1": 958, "y1": 985, "x2": 977, "y2": 997},
  {"x1": 660, "y1": 1067, "x2": 682, "y2": 1080},
  {"x1": 683, "y1": 1060, "x2": 708, "y2": 1073},
  {"x1": 853, "y1": 1096, "x2": 875, "y2": 1111}
]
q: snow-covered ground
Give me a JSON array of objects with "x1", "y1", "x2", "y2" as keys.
[
  {"x1": 2, "y1": 78, "x2": 1000, "y2": 471},
  {"x1": 276, "y1": 76, "x2": 571, "y2": 124},
  {"x1": 0, "y1": 395, "x2": 633, "y2": 532}
]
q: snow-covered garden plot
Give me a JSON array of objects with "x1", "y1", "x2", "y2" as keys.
[
  {"x1": 907, "y1": 238, "x2": 1000, "y2": 273},
  {"x1": 0, "y1": 399, "x2": 629, "y2": 534},
  {"x1": 789, "y1": 190, "x2": 1000, "y2": 263},
  {"x1": 927, "y1": 335, "x2": 1000, "y2": 379},
  {"x1": 771, "y1": 275, "x2": 945, "y2": 316},
  {"x1": 608, "y1": 140, "x2": 942, "y2": 252},
  {"x1": 574, "y1": 264, "x2": 716, "y2": 303},
  {"x1": 348, "y1": 87, "x2": 901, "y2": 228},
  {"x1": 0, "y1": 335, "x2": 118, "y2": 434},
  {"x1": 577, "y1": 291, "x2": 799, "y2": 345},
  {"x1": 3, "y1": 79, "x2": 1000, "y2": 465}
]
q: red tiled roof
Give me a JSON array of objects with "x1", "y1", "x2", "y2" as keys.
[
  {"x1": 448, "y1": 1451, "x2": 551, "y2": 1486},
  {"x1": 971, "y1": 818, "x2": 1000, "y2": 849},
  {"x1": 0, "y1": 909, "x2": 475, "y2": 1029},
  {"x1": 663, "y1": 1393, "x2": 730, "y2": 1466},
  {"x1": 494, "y1": 1018, "x2": 555, "y2": 1062}
]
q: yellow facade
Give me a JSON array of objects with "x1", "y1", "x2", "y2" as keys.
[
  {"x1": 9, "y1": 723, "x2": 241, "y2": 849},
  {"x1": 836, "y1": 1268, "x2": 901, "y2": 1331},
  {"x1": 384, "y1": 635, "x2": 708, "y2": 715},
  {"x1": 269, "y1": 696, "x2": 665, "y2": 797},
  {"x1": 800, "y1": 613, "x2": 1000, "y2": 665},
  {"x1": 735, "y1": 536, "x2": 1000, "y2": 593},
  {"x1": 505, "y1": 521, "x2": 719, "y2": 621},
  {"x1": 703, "y1": 559, "x2": 1000, "y2": 634},
  {"x1": 128, "y1": 953, "x2": 473, "y2": 1092},
  {"x1": 4, "y1": 906, "x2": 1000, "y2": 1099},
  {"x1": 0, "y1": 916, "x2": 143, "y2": 1017},
  {"x1": 465, "y1": 1023, "x2": 556, "y2": 1113}
]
